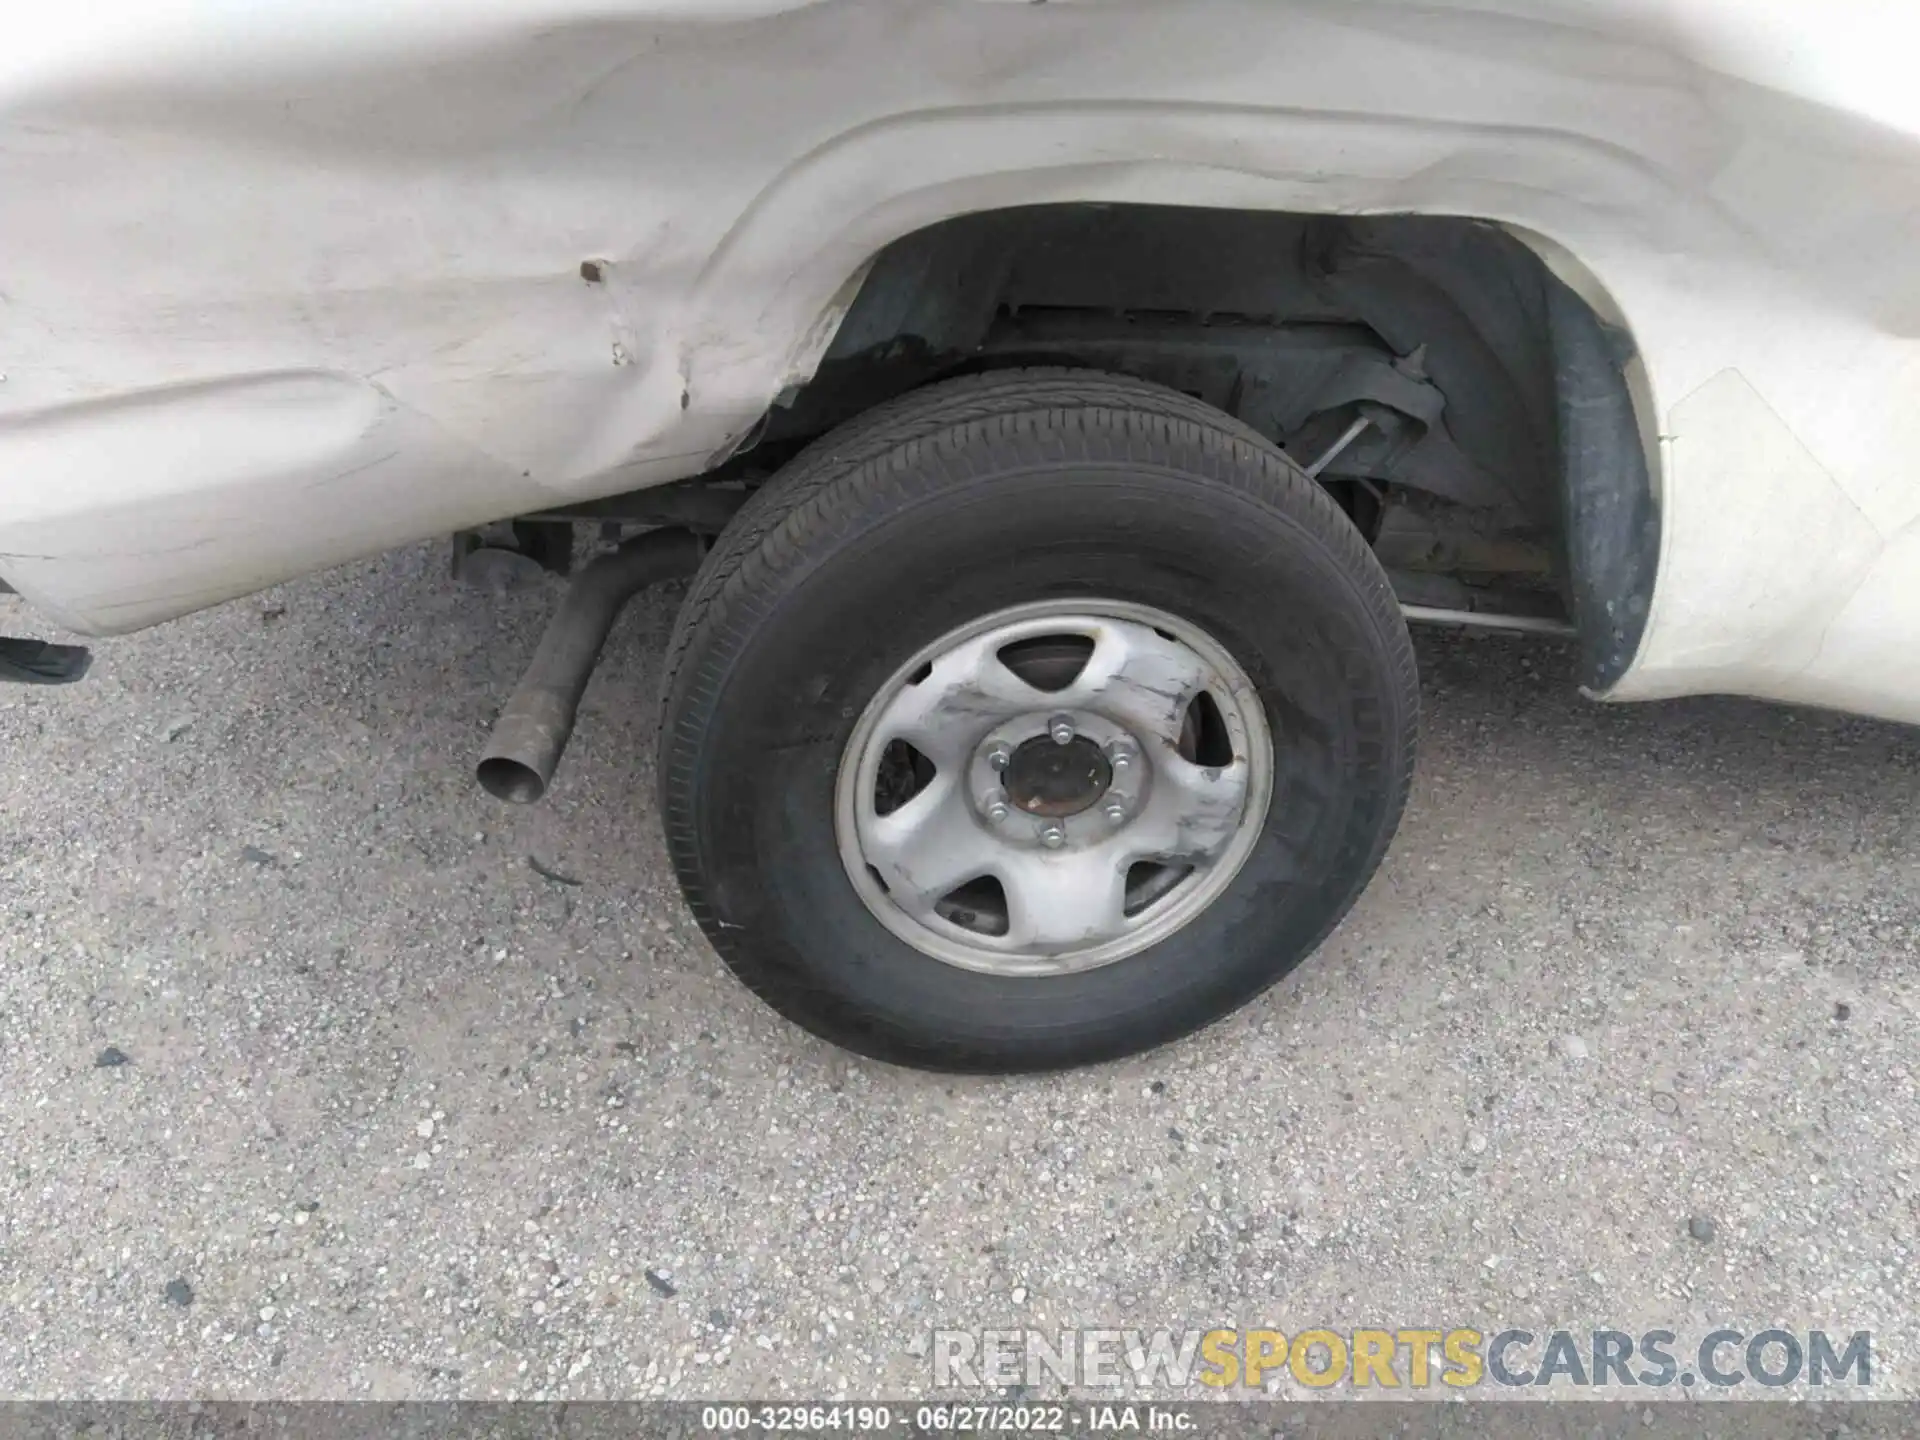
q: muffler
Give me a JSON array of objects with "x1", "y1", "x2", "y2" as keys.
[{"x1": 477, "y1": 526, "x2": 706, "y2": 804}]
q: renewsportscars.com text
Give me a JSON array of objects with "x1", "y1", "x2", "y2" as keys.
[{"x1": 931, "y1": 1327, "x2": 1873, "y2": 1392}]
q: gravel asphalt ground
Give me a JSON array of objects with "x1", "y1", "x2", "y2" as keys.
[{"x1": 2, "y1": 544, "x2": 1916, "y2": 1402}]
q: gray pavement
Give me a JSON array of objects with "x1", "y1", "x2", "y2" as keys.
[{"x1": 1, "y1": 544, "x2": 1916, "y2": 1400}]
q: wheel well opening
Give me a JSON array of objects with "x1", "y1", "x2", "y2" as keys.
[{"x1": 693, "y1": 203, "x2": 1655, "y2": 688}]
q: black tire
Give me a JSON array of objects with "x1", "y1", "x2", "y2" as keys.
[{"x1": 658, "y1": 369, "x2": 1417, "y2": 1072}]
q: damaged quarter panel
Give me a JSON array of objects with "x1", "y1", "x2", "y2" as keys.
[{"x1": 2, "y1": 0, "x2": 1919, "y2": 725}]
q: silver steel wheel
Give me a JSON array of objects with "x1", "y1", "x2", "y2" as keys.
[{"x1": 834, "y1": 599, "x2": 1274, "y2": 976}]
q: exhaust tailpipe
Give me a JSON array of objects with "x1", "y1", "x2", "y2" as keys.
[{"x1": 477, "y1": 527, "x2": 705, "y2": 804}]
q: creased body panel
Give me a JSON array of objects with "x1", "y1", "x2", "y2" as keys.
[
  {"x1": 0, "y1": 372, "x2": 543, "y2": 631},
  {"x1": 2, "y1": 0, "x2": 1919, "y2": 723}
]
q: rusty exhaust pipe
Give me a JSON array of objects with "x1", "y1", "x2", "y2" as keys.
[{"x1": 477, "y1": 526, "x2": 705, "y2": 804}]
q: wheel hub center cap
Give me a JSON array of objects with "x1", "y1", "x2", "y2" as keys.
[{"x1": 1003, "y1": 734, "x2": 1112, "y2": 818}]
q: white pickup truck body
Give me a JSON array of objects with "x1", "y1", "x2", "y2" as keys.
[{"x1": 4, "y1": 0, "x2": 1919, "y2": 719}]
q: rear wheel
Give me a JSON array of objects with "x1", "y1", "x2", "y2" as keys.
[{"x1": 658, "y1": 370, "x2": 1417, "y2": 1072}]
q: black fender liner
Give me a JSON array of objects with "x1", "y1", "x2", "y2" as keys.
[{"x1": 1545, "y1": 280, "x2": 1660, "y2": 691}]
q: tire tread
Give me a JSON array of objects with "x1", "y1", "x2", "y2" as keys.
[{"x1": 657, "y1": 368, "x2": 1418, "y2": 1068}]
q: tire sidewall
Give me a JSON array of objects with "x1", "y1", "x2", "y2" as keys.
[{"x1": 665, "y1": 420, "x2": 1411, "y2": 1069}]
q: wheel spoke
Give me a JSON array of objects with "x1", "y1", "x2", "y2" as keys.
[
  {"x1": 999, "y1": 847, "x2": 1132, "y2": 952},
  {"x1": 1053, "y1": 620, "x2": 1215, "y2": 746},
  {"x1": 1124, "y1": 753, "x2": 1251, "y2": 866},
  {"x1": 860, "y1": 776, "x2": 1002, "y2": 920},
  {"x1": 879, "y1": 634, "x2": 1046, "y2": 768},
  {"x1": 840, "y1": 599, "x2": 1273, "y2": 975}
]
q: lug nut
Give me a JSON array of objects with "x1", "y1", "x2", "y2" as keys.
[
  {"x1": 1048, "y1": 714, "x2": 1075, "y2": 746},
  {"x1": 1104, "y1": 800, "x2": 1127, "y2": 822},
  {"x1": 982, "y1": 789, "x2": 1010, "y2": 822},
  {"x1": 986, "y1": 742, "x2": 1012, "y2": 771},
  {"x1": 1108, "y1": 744, "x2": 1135, "y2": 772},
  {"x1": 1039, "y1": 823, "x2": 1067, "y2": 849}
]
